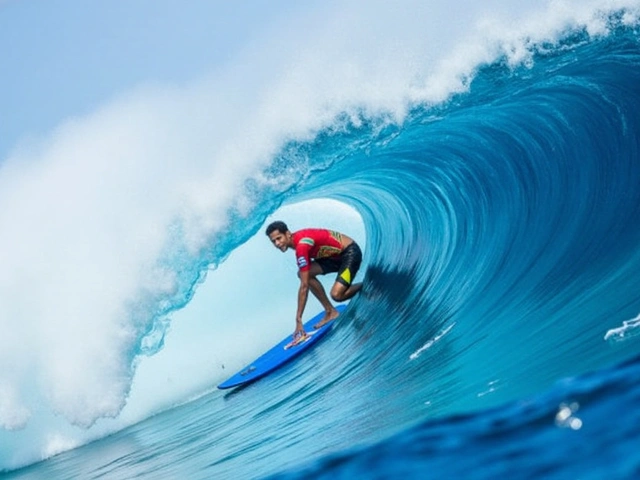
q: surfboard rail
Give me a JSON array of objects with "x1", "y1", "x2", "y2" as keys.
[{"x1": 217, "y1": 304, "x2": 346, "y2": 389}]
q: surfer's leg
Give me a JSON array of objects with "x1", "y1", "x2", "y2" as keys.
[
  {"x1": 328, "y1": 242, "x2": 363, "y2": 303},
  {"x1": 305, "y1": 262, "x2": 341, "y2": 328},
  {"x1": 330, "y1": 281, "x2": 362, "y2": 302}
]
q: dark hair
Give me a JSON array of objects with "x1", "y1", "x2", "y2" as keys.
[{"x1": 265, "y1": 220, "x2": 289, "y2": 236}]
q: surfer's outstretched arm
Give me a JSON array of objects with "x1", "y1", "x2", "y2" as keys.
[{"x1": 294, "y1": 270, "x2": 311, "y2": 338}]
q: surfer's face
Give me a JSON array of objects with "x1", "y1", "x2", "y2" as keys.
[{"x1": 269, "y1": 230, "x2": 290, "y2": 252}]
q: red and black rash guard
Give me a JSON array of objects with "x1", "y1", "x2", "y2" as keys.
[{"x1": 292, "y1": 228, "x2": 344, "y2": 272}]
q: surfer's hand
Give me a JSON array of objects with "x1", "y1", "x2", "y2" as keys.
[
  {"x1": 284, "y1": 326, "x2": 307, "y2": 350},
  {"x1": 293, "y1": 323, "x2": 306, "y2": 340}
]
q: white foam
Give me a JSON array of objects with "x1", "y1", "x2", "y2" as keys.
[
  {"x1": 41, "y1": 434, "x2": 80, "y2": 460},
  {"x1": 410, "y1": 323, "x2": 456, "y2": 360},
  {"x1": 604, "y1": 313, "x2": 640, "y2": 342},
  {"x1": 0, "y1": 383, "x2": 31, "y2": 431}
]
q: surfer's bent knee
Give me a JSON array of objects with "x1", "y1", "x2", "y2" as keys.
[{"x1": 334, "y1": 242, "x2": 362, "y2": 288}]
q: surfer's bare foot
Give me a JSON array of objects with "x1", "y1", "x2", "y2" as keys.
[{"x1": 314, "y1": 309, "x2": 340, "y2": 329}]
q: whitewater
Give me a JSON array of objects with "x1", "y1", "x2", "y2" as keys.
[{"x1": 2, "y1": 1, "x2": 640, "y2": 478}]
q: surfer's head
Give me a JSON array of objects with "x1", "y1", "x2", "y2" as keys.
[{"x1": 266, "y1": 221, "x2": 292, "y2": 252}]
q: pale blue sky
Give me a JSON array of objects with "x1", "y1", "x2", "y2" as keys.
[{"x1": 0, "y1": 0, "x2": 314, "y2": 158}]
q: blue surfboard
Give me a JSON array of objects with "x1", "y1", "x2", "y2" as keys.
[{"x1": 217, "y1": 304, "x2": 346, "y2": 390}]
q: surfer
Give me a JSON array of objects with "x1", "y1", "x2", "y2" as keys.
[{"x1": 266, "y1": 221, "x2": 362, "y2": 341}]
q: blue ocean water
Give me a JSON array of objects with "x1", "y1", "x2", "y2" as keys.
[{"x1": 3, "y1": 11, "x2": 640, "y2": 480}]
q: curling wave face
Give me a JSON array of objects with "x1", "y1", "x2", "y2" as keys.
[{"x1": 293, "y1": 27, "x2": 640, "y2": 415}]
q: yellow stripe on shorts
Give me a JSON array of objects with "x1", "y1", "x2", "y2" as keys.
[{"x1": 340, "y1": 268, "x2": 351, "y2": 284}]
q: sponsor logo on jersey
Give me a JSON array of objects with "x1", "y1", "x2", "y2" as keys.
[
  {"x1": 297, "y1": 256, "x2": 308, "y2": 268},
  {"x1": 317, "y1": 245, "x2": 341, "y2": 258}
]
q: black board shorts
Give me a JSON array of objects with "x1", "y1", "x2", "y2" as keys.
[{"x1": 315, "y1": 242, "x2": 362, "y2": 287}]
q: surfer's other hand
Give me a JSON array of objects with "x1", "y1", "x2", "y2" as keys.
[{"x1": 293, "y1": 325, "x2": 306, "y2": 340}]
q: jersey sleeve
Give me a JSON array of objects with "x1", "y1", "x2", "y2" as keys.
[{"x1": 295, "y1": 239, "x2": 313, "y2": 272}]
